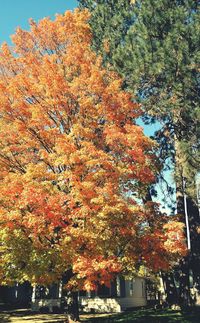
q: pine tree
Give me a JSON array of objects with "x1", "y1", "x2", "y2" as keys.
[{"x1": 79, "y1": 0, "x2": 200, "y2": 306}]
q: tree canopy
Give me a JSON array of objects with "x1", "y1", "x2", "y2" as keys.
[{"x1": 0, "y1": 9, "x2": 186, "y2": 294}]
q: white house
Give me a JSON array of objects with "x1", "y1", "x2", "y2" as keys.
[{"x1": 31, "y1": 276, "x2": 147, "y2": 313}]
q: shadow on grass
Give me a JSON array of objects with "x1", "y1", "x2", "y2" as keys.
[
  {"x1": 0, "y1": 314, "x2": 11, "y2": 323},
  {"x1": 83, "y1": 308, "x2": 200, "y2": 323},
  {"x1": 0, "y1": 309, "x2": 66, "y2": 322}
]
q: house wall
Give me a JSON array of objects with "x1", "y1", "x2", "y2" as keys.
[
  {"x1": 79, "y1": 297, "x2": 121, "y2": 313},
  {"x1": 120, "y1": 277, "x2": 147, "y2": 309}
]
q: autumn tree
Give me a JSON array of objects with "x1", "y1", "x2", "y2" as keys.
[{"x1": 0, "y1": 9, "x2": 186, "y2": 321}]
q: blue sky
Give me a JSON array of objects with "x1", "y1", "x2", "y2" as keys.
[{"x1": 0, "y1": 0, "x2": 77, "y2": 45}]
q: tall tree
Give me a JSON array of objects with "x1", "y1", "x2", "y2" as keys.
[
  {"x1": 79, "y1": 0, "x2": 200, "y2": 306},
  {"x1": 0, "y1": 9, "x2": 186, "y2": 320}
]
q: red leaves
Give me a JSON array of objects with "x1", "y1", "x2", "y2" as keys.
[{"x1": 72, "y1": 256, "x2": 122, "y2": 291}]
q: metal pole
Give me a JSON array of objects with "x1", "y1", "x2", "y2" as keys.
[
  {"x1": 196, "y1": 176, "x2": 200, "y2": 217},
  {"x1": 182, "y1": 177, "x2": 191, "y2": 250}
]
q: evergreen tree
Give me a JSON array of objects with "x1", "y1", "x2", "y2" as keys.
[{"x1": 79, "y1": 0, "x2": 200, "y2": 306}]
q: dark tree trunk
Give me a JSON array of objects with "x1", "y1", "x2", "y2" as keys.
[
  {"x1": 66, "y1": 291, "x2": 80, "y2": 322},
  {"x1": 175, "y1": 148, "x2": 200, "y2": 306},
  {"x1": 178, "y1": 256, "x2": 191, "y2": 307},
  {"x1": 185, "y1": 196, "x2": 200, "y2": 306},
  {"x1": 176, "y1": 173, "x2": 191, "y2": 307},
  {"x1": 61, "y1": 270, "x2": 80, "y2": 322},
  {"x1": 161, "y1": 272, "x2": 179, "y2": 306}
]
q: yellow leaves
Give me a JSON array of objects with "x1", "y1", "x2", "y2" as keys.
[
  {"x1": 81, "y1": 181, "x2": 95, "y2": 191},
  {"x1": 1, "y1": 42, "x2": 12, "y2": 57},
  {"x1": 91, "y1": 196, "x2": 105, "y2": 206},
  {"x1": 24, "y1": 163, "x2": 47, "y2": 181},
  {"x1": 164, "y1": 220, "x2": 185, "y2": 232},
  {"x1": 63, "y1": 236, "x2": 72, "y2": 244},
  {"x1": 55, "y1": 136, "x2": 76, "y2": 154},
  {"x1": 106, "y1": 79, "x2": 122, "y2": 94},
  {"x1": 163, "y1": 221, "x2": 187, "y2": 255},
  {"x1": 103, "y1": 39, "x2": 110, "y2": 53}
]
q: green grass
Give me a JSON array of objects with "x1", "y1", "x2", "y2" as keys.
[
  {"x1": 1, "y1": 307, "x2": 200, "y2": 322},
  {"x1": 82, "y1": 308, "x2": 200, "y2": 323}
]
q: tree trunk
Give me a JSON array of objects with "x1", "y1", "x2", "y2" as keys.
[
  {"x1": 61, "y1": 270, "x2": 80, "y2": 322},
  {"x1": 185, "y1": 195, "x2": 200, "y2": 305},
  {"x1": 176, "y1": 174, "x2": 191, "y2": 306},
  {"x1": 178, "y1": 256, "x2": 191, "y2": 307},
  {"x1": 174, "y1": 136, "x2": 200, "y2": 306},
  {"x1": 161, "y1": 272, "x2": 179, "y2": 306},
  {"x1": 66, "y1": 291, "x2": 80, "y2": 322}
]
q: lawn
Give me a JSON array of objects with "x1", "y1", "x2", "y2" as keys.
[
  {"x1": 1, "y1": 308, "x2": 200, "y2": 323},
  {"x1": 82, "y1": 308, "x2": 200, "y2": 322}
]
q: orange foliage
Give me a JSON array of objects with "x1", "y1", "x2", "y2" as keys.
[{"x1": 0, "y1": 9, "x2": 186, "y2": 289}]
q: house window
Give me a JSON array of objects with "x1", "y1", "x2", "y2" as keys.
[
  {"x1": 142, "y1": 281, "x2": 146, "y2": 298},
  {"x1": 120, "y1": 277, "x2": 126, "y2": 297},
  {"x1": 79, "y1": 290, "x2": 87, "y2": 297},
  {"x1": 189, "y1": 269, "x2": 193, "y2": 288},
  {"x1": 97, "y1": 284, "x2": 110, "y2": 298},
  {"x1": 130, "y1": 280, "x2": 134, "y2": 296}
]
